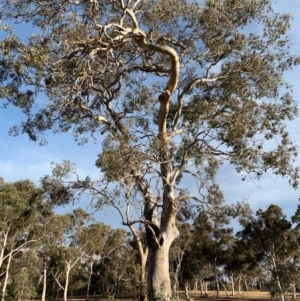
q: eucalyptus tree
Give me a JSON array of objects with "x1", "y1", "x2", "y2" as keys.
[
  {"x1": 101, "y1": 238, "x2": 136, "y2": 297},
  {"x1": 83, "y1": 178, "x2": 149, "y2": 301},
  {"x1": 8, "y1": 249, "x2": 40, "y2": 301},
  {"x1": 45, "y1": 210, "x2": 90, "y2": 301},
  {"x1": 77, "y1": 222, "x2": 111, "y2": 301},
  {"x1": 192, "y1": 202, "x2": 236, "y2": 298},
  {"x1": 237, "y1": 205, "x2": 299, "y2": 301},
  {"x1": 0, "y1": 179, "x2": 51, "y2": 301},
  {"x1": 169, "y1": 222, "x2": 193, "y2": 300},
  {"x1": 88, "y1": 228, "x2": 132, "y2": 296},
  {"x1": 1, "y1": 0, "x2": 300, "y2": 300},
  {"x1": 78, "y1": 223, "x2": 127, "y2": 299}
]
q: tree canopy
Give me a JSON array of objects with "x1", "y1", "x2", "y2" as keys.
[{"x1": 1, "y1": 0, "x2": 300, "y2": 300}]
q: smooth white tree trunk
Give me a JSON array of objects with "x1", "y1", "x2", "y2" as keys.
[
  {"x1": 238, "y1": 275, "x2": 242, "y2": 295},
  {"x1": 194, "y1": 279, "x2": 198, "y2": 292},
  {"x1": 272, "y1": 257, "x2": 284, "y2": 301},
  {"x1": 148, "y1": 243, "x2": 172, "y2": 300},
  {"x1": 141, "y1": 182, "x2": 179, "y2": 301},
  {"x1": 231, "y1": 274, "x2": 235, "y2": 296},
  {"x1": 205, "y1": 281, "x2": 208, "y2": 294},
  {"x1": 64, "y1": 264, "x2": 71, "y2": 301},
  {"x1": 200, "y1": 280, "x2": 204, "y2": 297},
  {"x1": 41, "y1": 264, "x2": 47, "y2": 301},
  {"x1": 184, "y1": 282, "x2": 190, "y2": 300},
  {"x1": 213, "y1": 260, "x2": 219, "y2": 298},
  {"x1": 244, "y1": 277, "x2": 248, "y2": 291},
  {"x1": 292, "y1": 284, "x2": 296, "y2": 299},
  {"x1": 86, "y1": 261, "x2": 93, "y2": 301},
  {"x1": 139, "y1": 253, "x2": 148, "y2": 301},
  {"x1": 219, "y1": 279, "x2": 230, "y2": 298},
  {"x1": 171, "y1": 251, "x2": 184, "y2": 300},
  {"x1": 1, "y1": 252, "x2": 12, "y2": 301}
]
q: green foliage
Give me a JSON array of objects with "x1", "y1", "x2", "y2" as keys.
[
  {"x1": 1, "y1": 1, "x2": 300, "y2": 299},
  {"x1": 0, "y1": 179, "x2": 54, "y2": 301},
  {"x1": 8, "y1": 251, "x2": 40, "y2": 300},
  {"x1": 0, "y1": 179, "x2": 50, "y2": 245},
  {"x1": 237, "y1": 204, "x2": 300, "y2": 300},
  {"x1": 96, "y1": 135, "x2": 147, "y2": 182},
  {"x1": 0, "y1": 0, "x2": 298, "y2": 187}
]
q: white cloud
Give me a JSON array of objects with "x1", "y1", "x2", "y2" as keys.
[
  {"x1": 0, "y1": 159, "x2": 50, "y2": 183},
  {"x1": 218, "y1": 162, "x2": 299, "y2": 218}
]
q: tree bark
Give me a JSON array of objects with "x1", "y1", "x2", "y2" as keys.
[
  {"x1": 184, "y1": 282, "x2": 190, "y2": 300},
  {"x1": 41, "y1": 263, "x2": 47, "y2": 301},
  {"x1": 272, "y1": 256, "x2": 284, "y2": 301},
  {"x1": 172, "y1": 252, "x2": 184, "y2": 300},
  {"x1": 1, "y1": 251, "x2": 12, "y2": 301},
  {"x1": 143, "y1": 185, "x2": 178, "y2": 301},
  {"x1": 133, "y1": 23, "x2": 180, "y2": 301},
  {"x1": 138, "y1": 251, "x2": 148, "y2": 301},
  {"x1": 238, "y1": 275, "x2": 242, "y2": 295},
  {"x1": 219, "y1": 279, "x2": 230, "y2": 298},
  {"x1": 200, "y1": 280, "x2": 204, "y2": 297},
  {"x1": 86, "y1": 261, "x2": 93, "y2": 301},
  {"x1": 64, "y1": 263, "x2": 71, "y2": 301},
  {"x1": 126, "y1": 216, "x2": 148, "y2": 301},
  {"x1": 146, "y1": 190, "x2": 179, "y2": 301},
  {"x1": 213, "y1": 260, "x2": 220, "y2": 298},
  {"x1": 244, "y1": 276, "x2": 248, "y2": 291},
  {"x1": 291, "y1": 284, "x2": 296, "y2": 299},
  {"x1": 204, "y1": 281, "x2": 208, "y2": 295},
  {"x1": 198, "y1": 270, "x2": 203, "y2": 297},
  {"x1": 194, "y1": 279, "x2": 198, "y2": 292},
  {"x1": 147, "y1": 240, "x2": 173, "y2": 301},
  {"x1": 231, "y1": 274, "x2": 235, "y2": 296},
  {"x1": 0, "y1": 229, "x2": 9, "y2": 270}
]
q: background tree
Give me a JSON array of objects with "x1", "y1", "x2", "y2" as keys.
[
  {"x1": 0, "y1": 179, "x2": 51, "y2": 301},
  {"x1": 77, "y1": 222, "x2": 112, "y2": 301},
  {"x1": 83, "y1": 226, "x2": 128, "y2": 297},
  {"x1": 1, "y1": 0, "x2": 300, "y2": 299},
  {"x1": 44, "y1": 210, "x2": 90, "y2": 301},
  {"x1": 169, "y1": 222, "x2": 192, "y2": 300},
  {"x1": 237, "y1": 204, "x2": 299, "y2": 301},
  {"x1": 8, "y1": 249, "x2": 40, "y2": 301},
  {"x1": 192, "y1": 202, "x2": 235, "y2": 298},
  {"x1": 223, "y1": 237, "x2": 252, "y2": 295}
]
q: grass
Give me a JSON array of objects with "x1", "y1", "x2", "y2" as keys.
[
  {"x1": 181, "y1": 291, "x2": 271, "y2": 301},
  {"x1": 55, "y1": 291, "x2": 274, "y2": 301}
]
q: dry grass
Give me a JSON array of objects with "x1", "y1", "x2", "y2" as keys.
[
  {"x1": 180, "y1": 291, "x2": 271, "y2": 301},
  {"x1": 53, "y1": 291, "x2": 274, "y2": 301}
]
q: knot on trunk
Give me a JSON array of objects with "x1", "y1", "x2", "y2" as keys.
[
  {"x1": 158, "y1": 90, "x2": 171, "y2": 105},
  {"x1": 169, "y1": 198, "x2": 178, "y2": 213}
]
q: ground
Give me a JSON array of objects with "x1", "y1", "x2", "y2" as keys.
[
  {"x1": 59, "y1": 291, "x2": 276, "y2": 301},
  {"x1": 181, "y1": 291, "x2": 271, "y2": 301}
]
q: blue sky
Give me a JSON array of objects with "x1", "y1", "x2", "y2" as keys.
[{"x1": 1, "y1": 0, "x2": 300, "y2": 227}]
